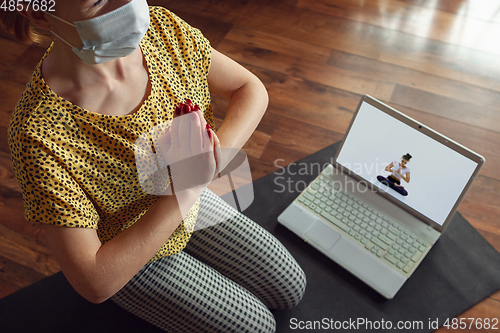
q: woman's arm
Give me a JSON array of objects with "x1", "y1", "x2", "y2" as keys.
[
  {"x1": 401, "y1": 172, "x2": 410, "y2": 183},
  {"x1": 42, "y1": 190, "x2": 197, "y2": 304},
  {"x1": 43, "y1": 109, "x2": 218, "y2": 304},
  {"x1": 394, "y1": 172, "x2": 410, "y2": 187},
  {"x1": 384, "y1": 162, "x2": 394, "y2": 173},
  {"x1": 207, "y1": 48, "x2": 268, "y2": 166}
]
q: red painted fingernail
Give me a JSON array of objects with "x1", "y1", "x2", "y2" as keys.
[
  {"x1": 193, "y1": 105, "x2": 201, "y2": 111},
  {"x1": 206, "y1": 124, "x2": 212, "y2": 138},
  {"x1": 175, "y1": 105, "x2": 181, "y2": 115},
  {"x1": 185, "y1": 99, "x2": 192, "y2": 105},
  {"x1": 181, "y1": 104, "x2": 190, "y2": 113}
]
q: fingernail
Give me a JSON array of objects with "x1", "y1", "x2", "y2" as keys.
[
  {"x1": 185, "y1": 99, "x2": 192, "y2": 105},
  {"x1": 175, "y1": 105, "x2": 181, "y2": 115},
  {"x1": 181, "y1": 104, "x2": 190, "y2": 113},
  {"x1": 193, "y1": 105, "x2": 201, "y2": 111}
]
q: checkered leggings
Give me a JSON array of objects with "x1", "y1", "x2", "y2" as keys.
[{"x1": 110, "y1": 189, "x2": 307, "y2": 332}]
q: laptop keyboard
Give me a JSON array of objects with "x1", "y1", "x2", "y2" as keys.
[{"x1": 298, "y1": 174, "x2": 431, "y2": 275}]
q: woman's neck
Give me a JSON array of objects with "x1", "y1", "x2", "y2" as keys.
[
  {"x1": 40, "y1": 41, "x2": 150, "y2": 116},
  {"x1": 43, "y1": 41, "x2": 139, "y2": 88}
]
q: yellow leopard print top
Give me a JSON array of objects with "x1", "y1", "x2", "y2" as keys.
[{"x1": 8, "y1": 7, "x2": 213, "y2": 262}]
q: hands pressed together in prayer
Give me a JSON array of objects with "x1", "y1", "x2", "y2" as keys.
[{"x1": 152, "y1": 100, "x2": 221, "y2": 216}]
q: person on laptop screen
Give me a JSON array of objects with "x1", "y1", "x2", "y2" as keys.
[{"x1": 377, "y1": 153, "x2": 412, "y2": 196}]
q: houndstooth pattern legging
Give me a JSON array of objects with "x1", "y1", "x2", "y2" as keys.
[{"x1": 110, "y1": 189, "x2": 307, "y2": 332}]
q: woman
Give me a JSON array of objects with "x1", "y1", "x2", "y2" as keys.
[
  {"x1": 377, "y1": 153, "x2": 412, "y2": 196},
  {"x1": 2, "y1": 1, "x2": 306, "y2": 332}
]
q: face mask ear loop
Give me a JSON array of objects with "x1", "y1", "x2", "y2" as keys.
[
  {"x1": 43, "y1": 11, "x2": 76, "y2": 27},
  {"x1": 43, "y1": 11, "x2": 78, "y2": 49},
  {"x1": 50, "y1": 30, "x2": 77, "y2": 49}
]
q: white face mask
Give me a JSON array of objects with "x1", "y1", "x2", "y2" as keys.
[{"x1": 45, "y1": 0, "x2": 150, "y2": 65}]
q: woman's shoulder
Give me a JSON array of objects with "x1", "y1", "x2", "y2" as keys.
[
  {"x1": 9, "y1": 46, "x2": 57, "y2": 136},
  {"x1": 9, "y1": 82, "x2": 43, "y2": 141},
  {"x1": 146, "y1": 6, "x2": 210, "y2": 49},
  {"x1": 9, "y1": 82, "x2": 71, "y2": 152},
  {"x1": 148, "y1": 6, "x2": 177, "y2": 21},
  {"x1": 147, "y1": 6, "x2": 191, "y2": 37},
  {"x1": 144, "y1": 6, "x2": 211, "y2": 76}
]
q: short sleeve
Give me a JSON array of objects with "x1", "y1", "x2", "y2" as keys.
[
  {"x1": 149, "y1": 7, "x2": 212, "y2": 77},
  {"x1": 10, "y1": 131, "x2": 100, "y2": 228}
]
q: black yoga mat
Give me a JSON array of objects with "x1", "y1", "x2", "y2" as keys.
[
  {"x1": 1, "y1": 142, "x2": 499, "y2": 333},
  {"x1": 253, "y1": 142, "x2": 500, "y2": 332}
]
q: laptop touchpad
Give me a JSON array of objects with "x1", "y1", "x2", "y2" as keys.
[{"x1": 305, "y1": 221, "x2": 342, "y2": 251}]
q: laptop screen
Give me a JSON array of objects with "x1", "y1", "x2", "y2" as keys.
[{"x1": 336, "y1": 97, "x2": 481, "y2": 227}]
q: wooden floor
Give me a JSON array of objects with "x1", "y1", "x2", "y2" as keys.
[{"x1": 1, "y1": 0, "x2": 499, "y2": 331}]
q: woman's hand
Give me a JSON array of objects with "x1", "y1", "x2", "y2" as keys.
[
  {"x1": 156, "y1": 100, "x2": 219, "y2": 193},
  {"x1": 384, "y1": 162, "x2": 394, "y2": 173}
]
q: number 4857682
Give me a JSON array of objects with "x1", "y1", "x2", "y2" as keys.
[
  {"x1": 443, "y1": 317, "x2": 498, "y2": 330},
  {"x1": 1, "y1": 0, "x2": 55, "y2": 12}
]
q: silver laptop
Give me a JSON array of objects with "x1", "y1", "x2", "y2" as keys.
[{"x1": 278, "y1": 95, "x2": 485, "y2": 299}]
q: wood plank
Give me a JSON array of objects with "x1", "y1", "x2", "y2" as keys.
[
  {"x1": 241, "y1": 129, "x2": 271, "y2": 161},
  {"x1": 261, "y1": 115, "x2": 344, "y2": 157},
  {"x1": 491, "y1": 289, "x2": 500, "y2": 303},
  {"x1": 412, "y1": 0, "x2": 500, "y2": 23},
  {"x1": 0, "y1": 43, "x2": 47, "y2": 84},
  {"x1": 247, "y1": 66, "x2": 360, "y2": 134},
  {"x1": 0, "y1": 81, "x2": 27, "y2": 128},
  {"x1": 478, "y1": 230, "x2": 500, "y2": 255},
  {"x1": 0, "y1": 152, "x2": 22, "y2": 195},
  {"x1": 0, "y1": 223, "x2": 59, "y2": 277},
  {"x1": 225, "y1": 25, "x2": 332, "y2": 65},
  {"x1": 221, "y1": 29, "x2": 500, "y2": 118},
  {"x1": 217, "y1": 39, "x2": 396, "y2": 100},
  {"x1": 377, "y1": 50, "x2": 500, "y2": 93},
  {"x1": 327, "y1": 51, "x2": 500, "y2": 114},
  {"x1": 297, "y1": 0, "x2": 500, "y2": 56},
  {"x1": 390, "y1": 85, "x2": 500, "y2": 134},
  {"x1": 0, "y1": 187, "x2": 48, "y2": 246},
  {"x1": 459, "y1": 176, "x2": 500, "y2": 238},
  {"x1": 0, "y1": 255, "x2": 47, "y2": 299},
  {"x1": 0, "y1": 126, "x2": 10, "y2": 155},
  {"x1": 236, "y1": 0, "x2": 500, "y2": 98}
]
